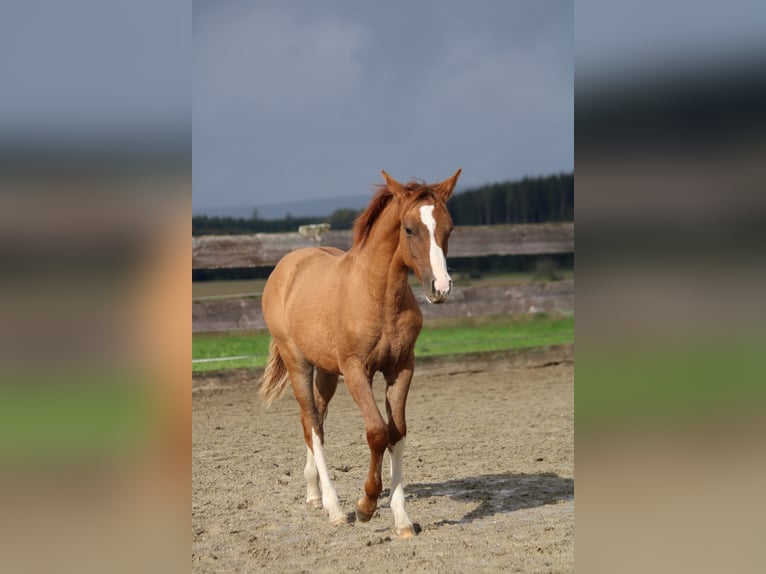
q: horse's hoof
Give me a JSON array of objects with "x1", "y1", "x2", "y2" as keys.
[
  {"x1": 330, "y1": 514, "x2": 348, "y2": 526},
  {"x1": 306, "y1": 498, "x2": 322, "y2": 509},
  {"x1": 356, "y1": 496, "x2": 377, "y2": 522},
  {"x1": 355, "y1": 509, "x2": 374, "y2": 523},
  {"x1": 394, "y1": 526, "x2": 416, "y2": 539}
]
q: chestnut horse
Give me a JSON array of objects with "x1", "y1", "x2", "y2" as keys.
[{"x1": 259, "y1": 168, "x2": 460, "y2": 538}]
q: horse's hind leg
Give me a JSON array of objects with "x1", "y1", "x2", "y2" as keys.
[
  {"x1": 282, "y1": 353, "x2": 346, "y2": 525},
  {"x1": 314, "y1": 369, "x2": 339, "y2": 421},
  {"x1": 304, "y1": 370, "x2": 339, "y2": 510}
]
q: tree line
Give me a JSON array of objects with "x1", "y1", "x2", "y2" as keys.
[
  {"x1": 447, "y1": 172, "x2": 573, "y2": 226},
  {"x1": 192, "y1": 172, "x2": 573, "y2": 236}
]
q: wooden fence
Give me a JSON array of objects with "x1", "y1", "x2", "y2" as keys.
[
  {"x1": 192, "y1": 222, "x2": 573, "y2": 269},
  {"x1": 192, "y1": 223, "x2": 574, "y2": 332}
]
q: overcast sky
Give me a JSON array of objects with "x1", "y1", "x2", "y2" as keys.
[
  {"x1": 2, "y1": 0, "x2": 761, "y2": 214},
  {"x1": 193, "y1": 1, "x2": 573, "y2": 212}
]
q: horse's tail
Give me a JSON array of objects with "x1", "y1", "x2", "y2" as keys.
[{"x1": 259, "y1": 339, "x2": 290, "y2": 407}]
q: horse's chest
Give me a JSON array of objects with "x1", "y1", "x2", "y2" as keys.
[
  {"x1": 374, "y1": 334, "x2": 406, "y2": 362},
  {"x1": 368, "y1": 317, "x2": 421, "y2": 369}
]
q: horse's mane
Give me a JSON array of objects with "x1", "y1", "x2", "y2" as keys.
[{"x1": 353, "y1": 181, "x2": 436, "y2": 246}]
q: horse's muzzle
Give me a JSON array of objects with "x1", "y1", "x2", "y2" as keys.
[{"x1": 425, "y1": 277, "x2": 452, "y2": 304}]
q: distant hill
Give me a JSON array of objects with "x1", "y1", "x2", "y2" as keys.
[{"x1": 192, "y1": 174, "x2": 572, "y2": 236}]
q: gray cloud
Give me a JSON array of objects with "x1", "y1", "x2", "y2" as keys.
[{"x1": 193, "y1": 0, "x2": 573, "y2": 211}]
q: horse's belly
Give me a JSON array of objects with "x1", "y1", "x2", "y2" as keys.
[
  {"x1": 291, "y1": 327, "x2": 341, "y2": 374},
  {"x1": 279, "y1": 305, "x2": 341, "y2": 374},
  {"x1": 262, "y1": 248, "x2": 344, "y2": 372}
]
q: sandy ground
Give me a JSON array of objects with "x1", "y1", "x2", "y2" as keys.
[{"x1": 192, "y1": 354, "x2": 573, "y2": 573}]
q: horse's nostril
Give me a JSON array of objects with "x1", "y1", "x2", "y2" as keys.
[{"x1": 430, "y1": 279, "x2": 436, "y2": 292}]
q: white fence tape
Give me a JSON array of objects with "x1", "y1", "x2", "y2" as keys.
[{"x1": 192, "y1": 355, "x2": 257, "y2": 364}]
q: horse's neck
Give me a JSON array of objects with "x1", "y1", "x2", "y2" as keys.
[{"x1": 352, "y1": 210, "x2": 411, "y2": 310}]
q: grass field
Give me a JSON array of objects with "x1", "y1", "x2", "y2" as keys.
[{"x1": 192, "y1": 313, "x2": 574, "y2": 373}]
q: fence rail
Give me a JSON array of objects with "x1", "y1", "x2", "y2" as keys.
[
  {"x1": 192, "y1": 222, "x2": 573, "y2": 269},
  {"x1": 193, "y1": 280, "x2": 574, "y2": 333}
]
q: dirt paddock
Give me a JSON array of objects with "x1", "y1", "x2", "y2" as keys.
[{"x1": 192, "y1": 350, "x2": 573, "y2": 573}]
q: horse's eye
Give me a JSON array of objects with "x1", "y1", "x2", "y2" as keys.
[{"x1": 404, "y1": 227, "x2": 415, "y2": 236}]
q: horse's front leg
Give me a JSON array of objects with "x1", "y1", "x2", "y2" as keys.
[
  {"x1": 342, "y1": 362, "x2": 388, "y2": 522},
  {"x1": 385, "y1": 361, "x2": 416, "y2": 538}
]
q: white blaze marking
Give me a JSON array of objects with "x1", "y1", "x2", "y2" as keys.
[
  {"x1": 419, "y1": 205, "x2": 451, "y2": 293},
  {"x1": 389, "y1": 439, "x2": 413, "y2": 532},
  {"x1": 311, "y1": 428, "x2": 345, "y2": 523}
]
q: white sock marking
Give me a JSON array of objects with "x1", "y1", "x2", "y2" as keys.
[
  {"x1": 304, "y1": 446, "x2": 321, "y2": 505},
  {"x1": 419, "y1": 205, "x2": 451, "y2": 293},
  {"x1": 310, "y1": 428, "x2": 345, "y2": 523},
  {"x1": 389, "y1": 439, "x2": 413, "y2": 532}
]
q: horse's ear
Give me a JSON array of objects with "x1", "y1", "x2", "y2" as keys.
[
  {"x1": 432, "y1": 168, "x2": 462, "y2": 201},
  {"x1": 381, "y1": 170, "x2": 407, "y2": 197}
]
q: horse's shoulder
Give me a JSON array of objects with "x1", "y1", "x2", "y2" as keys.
[{"x1": 316, "y1": 246, "x2": 345, "y2": 257}]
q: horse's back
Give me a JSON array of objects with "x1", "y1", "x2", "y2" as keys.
[
  {"x1": 262, "y1": 246, "x2": 346, "y2": 370},
  {"x1": 263, "y1": 246, "x2": 344, "y2": 302}
]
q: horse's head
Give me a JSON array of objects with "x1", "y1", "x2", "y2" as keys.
[{"x1": 381, "y1": 169, "x2": 461, "y2": 304}]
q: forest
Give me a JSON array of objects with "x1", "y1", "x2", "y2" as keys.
[{"x1": 192, "y1": 172, "x2": 573, "y2": 236}]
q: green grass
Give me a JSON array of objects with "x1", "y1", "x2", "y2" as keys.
[
  {"x1": 192, "y1": 313, "x2": 573, "y2": 373},
  {"x1": 192, "y1": 331, "x2": 272, "y2": 371},
  {"x1": 415, "y1": 314, "x2": 573, "y2": 358}
]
